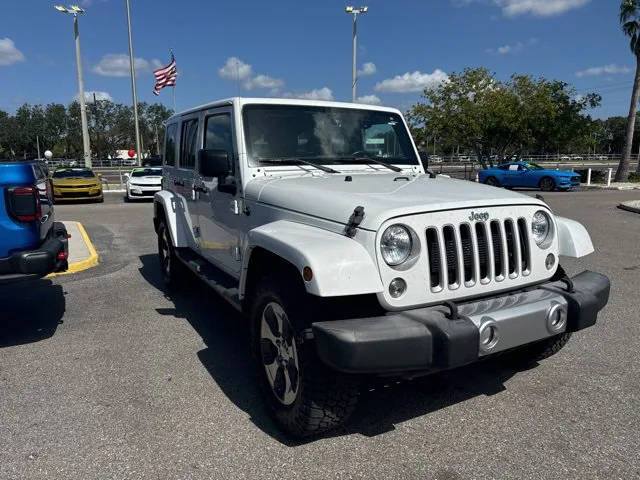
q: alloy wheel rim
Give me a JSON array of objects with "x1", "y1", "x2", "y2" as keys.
[{"x1": 260, "y1": 302, "x2": 300, "y2": 406}]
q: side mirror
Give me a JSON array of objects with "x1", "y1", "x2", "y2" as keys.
[
  {"x1": 123, "y1": 173, "x2": 130, "y2": 181},
  {"x1": 198, "y1": 149, "x2": 230, "y2": 177},
  {"x1": 418, "y1": 151, "x2": 429, "y2": 170}
]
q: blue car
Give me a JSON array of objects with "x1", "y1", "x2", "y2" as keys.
[
  {"x1": 0, "y1": 161, "x2": 68, "y2": 284},
  {"x1": 478, "y1": 161, "x2": 580, "y2": 191}
]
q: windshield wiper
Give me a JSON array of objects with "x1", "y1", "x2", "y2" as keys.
[
  {"x1": 257, "y1": 157, "x2": 340, "y2": 174},
  {"x1": 335, "y1": 155, "x2": 403, "y2": 173}
]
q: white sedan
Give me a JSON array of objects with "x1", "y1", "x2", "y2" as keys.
[{"x1": 124, "y1": 167, "x2": 163, "y2": 201}]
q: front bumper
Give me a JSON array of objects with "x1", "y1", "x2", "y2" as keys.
[
  {"x1": 54, "y1": 187, "x2": 103, "y2": 200},
  {"x1": 0, "y1": 222, "x2": 69, "y2": 284},
  {"x1": 128, "y1": 185, "x2": 161, "y2": 198},
  {"x1": 312, "y1": 271, "x2": 610, "y2": 375}
]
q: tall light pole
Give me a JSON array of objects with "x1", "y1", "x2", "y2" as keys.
[
  {"x1": 125, "y1": 0, "x2": 143, "y2": 167},
  {"x1": 55, "y1": 5, "x2": 92, "y2": 168},
  {"x1": 345, "y1": 6, "x2": 368, "y2": 102}
]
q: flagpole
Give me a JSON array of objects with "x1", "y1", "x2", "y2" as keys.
[{"x1": 125, "y1": 0, "x2": 143, "y2": 167}]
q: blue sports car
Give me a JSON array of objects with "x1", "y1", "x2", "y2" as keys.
[{"x1": 478, "y1": 161, "x2": 581, "y2": 191}]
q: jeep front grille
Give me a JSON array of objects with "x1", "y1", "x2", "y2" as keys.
[{"x1": 426, "y1": 218, "x2": 531, "y2": 291}]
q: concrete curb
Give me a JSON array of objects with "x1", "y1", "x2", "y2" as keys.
[
  {"x1": 583, "y1": 184, "x2": 640, "y2": 191},
  {"x1": 618, "y1": 201, "x2": 640, "y2": 215},
  {"x1": 48, "y1": 222, "x2": 99, "y2": 277}
]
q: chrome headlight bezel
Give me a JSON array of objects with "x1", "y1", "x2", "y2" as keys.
[
  {"x1": 531, "y1": 210, "x2": 553, "y2": 249},
  {"x1": 380, "y1": 224, "x2": 413, "y2": 266}
]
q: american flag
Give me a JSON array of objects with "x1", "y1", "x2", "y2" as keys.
[{"x1": 153, "y1": 54, "x2": 177, "y2": 95}]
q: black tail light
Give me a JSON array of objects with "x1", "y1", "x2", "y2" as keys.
[{"x1": 6, "y1": 186, "x2": 41, "y2": 222}]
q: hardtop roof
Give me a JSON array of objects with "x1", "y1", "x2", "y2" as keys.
[{"x1": 167, "y1": 97, "x2": 403, "y2": 123}]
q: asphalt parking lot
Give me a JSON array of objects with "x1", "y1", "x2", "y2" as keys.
[{"x1": 1, "y1": 189, "x2": 639, "y2": 479}]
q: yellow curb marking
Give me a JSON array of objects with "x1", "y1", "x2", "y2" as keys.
[{"x1": 47, "y1": 222, "x2": 99, "y2": 277}]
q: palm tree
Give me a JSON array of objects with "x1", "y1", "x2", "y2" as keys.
[{"x1": 618, "y1": 0, "x2": 640, "y2": 180}]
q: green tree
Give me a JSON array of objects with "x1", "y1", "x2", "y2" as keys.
[
  {"x1": 618, "y1": 0, "x2": 640, "y2": 179},
  {"x1": 407, "y1": 68, "x2": 599, "y2": 168}
]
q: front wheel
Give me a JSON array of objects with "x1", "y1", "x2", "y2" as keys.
[
  {"x1": 250, "y1": 274, "x2": 359, "y2": 438},
  {"x1": 539, "y1": 177, "x2": 556, "y2": 192}
]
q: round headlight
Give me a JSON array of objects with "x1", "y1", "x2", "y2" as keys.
[
  {"x1": 532, "y1": 210, "x2": 551, "y2": 247},
  {"x1": 381, "y1": 225, "x2": 412, "y2": 266}
]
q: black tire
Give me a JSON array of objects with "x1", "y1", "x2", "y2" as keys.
[
  {"x1": 250, "y1": 273, "x2": 359, "y2": 438},
  {"x1": 539, "y1": 176, "x2": 556, "y2": 192},
  {"x1": 505, "y1": 332, "x2": 572, "y2": 366},
  {"x1": 157, "y1": 219, "x2": 187, "y2": 288},
  {"x1": 485, "y1": 176, "x2": 500, "y2": 187}
]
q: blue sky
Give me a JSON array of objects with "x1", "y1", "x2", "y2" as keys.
[{"x1": 0, "y1": 0, "x2": 634, "y2": 119}]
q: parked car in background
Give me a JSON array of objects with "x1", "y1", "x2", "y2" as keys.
[
  {"x1": 0, "y1": 161, "x2": 68, "y2": 284},
  {"x1": 479, "y1": 161, "x2": 580, "y2": 191},
  {"x1": 124, "y1": 167, "x2": 163, "y2": 201},
  {"x1": 51, "y1": 167, "x2": 104, "y2": 202}
]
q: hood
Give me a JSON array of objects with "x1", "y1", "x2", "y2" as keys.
[
  {"x1": 129, "y1": 176, "x2": 162, "y2": 185},
  {"x1": 246, "y1": 173, "x2": 547, "y2": 230},
  {"x1": 53, "y1": 177, "x2": 99, "y2": 186}
]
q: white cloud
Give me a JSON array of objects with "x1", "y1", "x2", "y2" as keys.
[
  {"x1": 357, "y1": 62, "x2": 377, "y2": 76},
  {"x1": 0, "y1": 38, "x2": 25, "y2": 66},
  {"x1": 75, "y1": 91, "x2": 113, "y2": 103},
  {"x1": 92, "y1": 54, "x2": 162, "y2": 77},
  {"x1": 283, "y1": 87, "x2": 334, "y2": 101},
  {"x1": 486, "y1": 37, "x2": 538, "y2": 55},
  {"x1": 456, "y1": 0, "x2": 590, "y2": 17},
  {"x1": 218, "y1": 57, "x2": 253, "y2": 82},
  {"x1": 356, "y1": 94, "x2": 382, "y2": 105},
  {"x1": 246, "y1": 74, "x2": 284, "y2": 90},
  {"x1": 575, "y1": 64, "x2": 632, "y2": 77},
  {"x1": 375, "y1": 69, "x2": 449, "y2": 93},
  {"x1": 218, "y1": 56, "x2": 283, "y2": 90}
]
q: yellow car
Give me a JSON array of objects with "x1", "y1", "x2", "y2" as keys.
[{"x1": 52, "y1": 167, "x2": 104, "y2": 203}]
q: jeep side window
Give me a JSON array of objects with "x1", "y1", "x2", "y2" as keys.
[
  {"x1": 204, "y1": 114, "x2": 234, "y2": 160},
  {"x1": 164, "y1": 124, "x2": 177, "y2": 166},
  {"x1": 180, "y1": 119, "x2": 198, "y2": 169}
]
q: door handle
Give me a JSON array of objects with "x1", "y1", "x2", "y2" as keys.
[{"x1": 173, "y1": 179, "x2": 185, "y2": 187}]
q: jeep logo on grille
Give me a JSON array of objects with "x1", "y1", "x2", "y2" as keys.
[{"x1": 469, "y1": 211, "x2": 490, "y2": 222}]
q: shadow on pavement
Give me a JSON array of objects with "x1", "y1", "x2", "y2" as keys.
[
  {"x1": 138, "y1": 253, "x2": 528, "y2": 446},
  {"x1": 0, "y1": 279, "x2": 66, "y2": 348}
]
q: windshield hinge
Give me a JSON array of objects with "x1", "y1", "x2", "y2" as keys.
[{"x1": 344, "y1": 206, "x2": 365, "y2": 238}]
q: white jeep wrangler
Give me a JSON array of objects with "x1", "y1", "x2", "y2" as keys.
[{"x1": 153, "y1": 98, "x2": 610, "y2": 438}]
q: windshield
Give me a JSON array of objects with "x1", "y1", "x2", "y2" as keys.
[
  {"x1": 53, "y1": 168, "x2": 94, "y2": 178},
  {"x1": 243, "y1": 105, "x2": 419, "y2": 167},
  {"x1": 131, "y1": 168, "x2": 162, "y2": 177}
]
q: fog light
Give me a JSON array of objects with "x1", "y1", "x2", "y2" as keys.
[
  {"x1": 479, "y1": 321, "x2": 499, "y2": 352},
  {"x1": 546, "y1": 303, "x2": 567, "y2": 333},
  {"x1": 545, "y1": 253, "x2": 556, "y2": 270},
  {"x1": 389, "y1": 278, "x2": 407, "y2": 298}
]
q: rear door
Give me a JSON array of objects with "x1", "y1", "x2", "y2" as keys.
[
  {"x1": 162, "y1": 120, "x2": 198, "y2": 249},
  {"x1": 177, "y1": 115, "x2": 201, "y2": 248}
]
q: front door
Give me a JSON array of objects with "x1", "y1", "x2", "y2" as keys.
[{"x1": 195, "y1": 108, "x2": 243, "y2": 275}]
